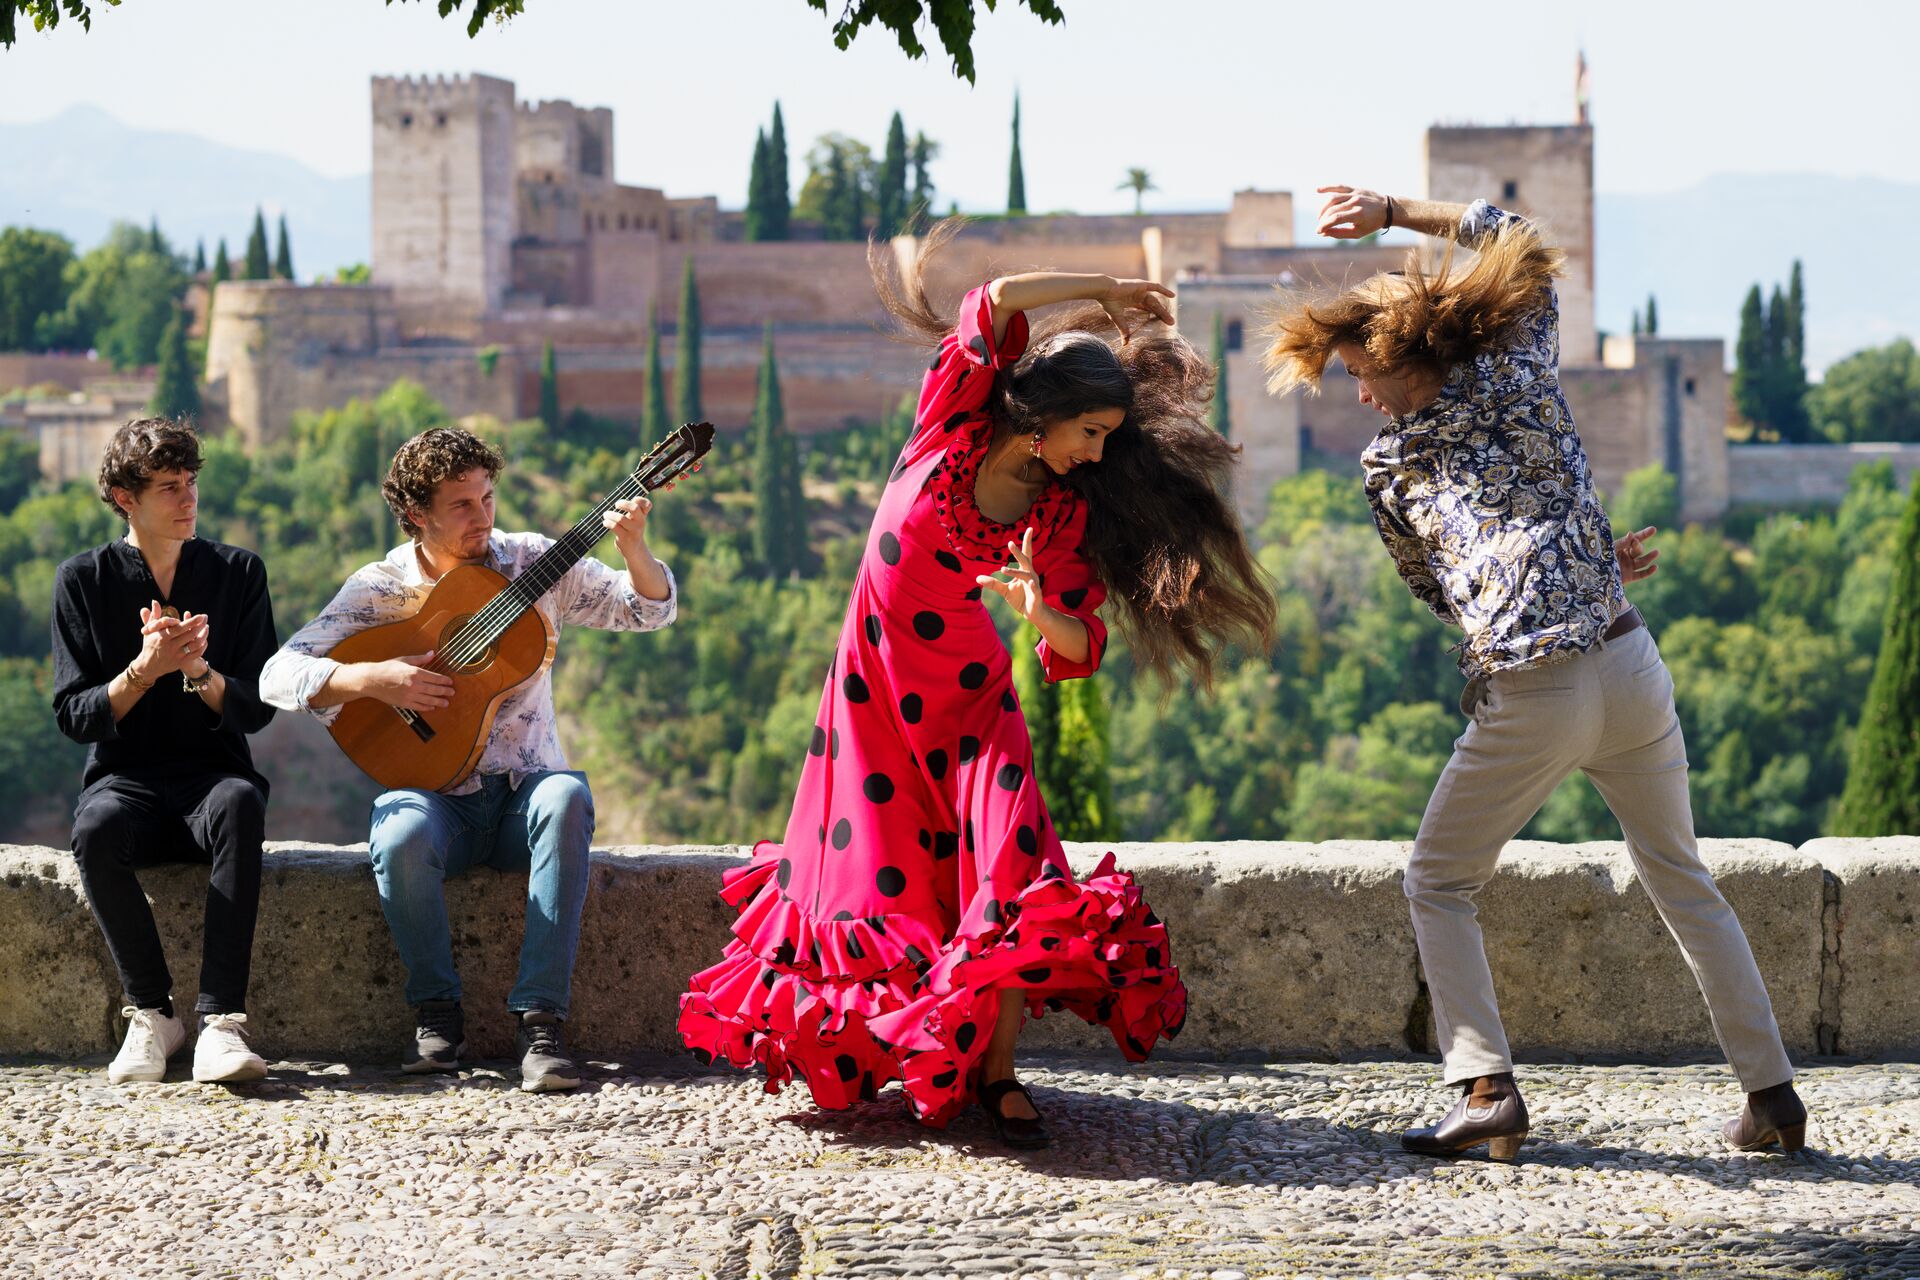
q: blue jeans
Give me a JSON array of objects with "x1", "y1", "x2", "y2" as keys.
[{"x1": 367, "y1": 771, "x2": 595, "y2": 1016}]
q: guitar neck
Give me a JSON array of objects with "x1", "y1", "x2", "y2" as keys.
[{"x1": 494, "y1": 472, "x2": 649, "y2": 622}]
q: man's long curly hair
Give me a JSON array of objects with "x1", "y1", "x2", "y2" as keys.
[
  {"x1": 1261, "y1": 216, "x2": 1565, "y2": 393},
  {"x1": 382, "y1": 427, "x2": 504, "y2": 538},
  {"x1": 871, "y1": 220, "x2": 1275, "y2": 688},
  {"x1": 98, "y1": 417, "x2": 201, "y2": 521}
]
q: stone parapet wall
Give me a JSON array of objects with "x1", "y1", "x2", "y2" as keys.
[
  {"x1": 1727, "y1": 443, "x2": 1920, "y2": 508},
  {"x1": 5, "y1": 837, "x2": 1914, "y2": 1064}
]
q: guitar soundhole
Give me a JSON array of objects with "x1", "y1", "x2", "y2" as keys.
[{"x1": 438, "y1": 614, "x2": 495, "y2": 674}]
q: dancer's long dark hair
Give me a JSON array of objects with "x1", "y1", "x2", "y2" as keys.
[{"x1": 871, "y1": 219, "x2": 1275, "y2": 688}]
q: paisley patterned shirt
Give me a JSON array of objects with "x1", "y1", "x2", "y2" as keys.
[
  {"x1": 259, "y1": 532, "x2": 677, "y2": 794},
  {"x1": 1361, "y1": 200, "x2": 1628, "y2": 679}
]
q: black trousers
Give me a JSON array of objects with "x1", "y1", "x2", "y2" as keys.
[{"x1": 69, "y1": 773, "x2": 267, "y2": 1015}]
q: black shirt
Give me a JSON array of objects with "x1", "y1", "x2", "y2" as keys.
[{"x1": 52, "y1": 536, "x2": 278, "y2": 797}]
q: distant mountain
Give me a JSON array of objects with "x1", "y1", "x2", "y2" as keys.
[{"x1": 0, "y1": 105, "x2": 369, "y2": 279}]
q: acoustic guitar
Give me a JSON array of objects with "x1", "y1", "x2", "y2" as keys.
[{"x1": 325, "y1": 421, "x2": 714, "y2": 791}]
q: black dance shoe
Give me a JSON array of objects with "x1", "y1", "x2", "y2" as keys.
[{"x1": 980, "y1": 1078, "x2": 1051, "y2": 1150}]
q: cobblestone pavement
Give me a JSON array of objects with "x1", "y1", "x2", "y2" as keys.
[{"x1": 1, "y1": 1054, "x2": 1916, "y2": 1279}]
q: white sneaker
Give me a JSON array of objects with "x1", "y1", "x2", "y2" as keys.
[
  {"x1": 192, "y1": 1012, "x2": 268, "y2": 1083},
  {"x1": 107, "y1": 1006, "x2": 187, "y2": 1084}
]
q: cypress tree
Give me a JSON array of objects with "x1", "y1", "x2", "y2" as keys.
[
  {"x1": 1645, "y1": 293, "x2": 1658, "y2": 335},
  {"x1": 1766, "y1": 285, "x2": 1796, "y2": 441},
  {"x1": 751, "y1": 322, "x2": 792, "y2": 576},
  {"x1": 674, "y1": 255, "x2": 703, "y2": 426},
  {"x1": 909, "y1": 131, "x2": 936, "y2": 234},
  {"x1": 539, "y1": 341, "x2": 559, "y2": 431},
  {"x1": 1733, "y1": 284, "x2": 1767, "y2": 431},
  {"x1": 244, "y1": 208, "x2": 271, "y2": 280},
  {"x1": 1052, "y1": 673, "x2": 1120, "y2": 840},
  {"x1": 1209, "y1": 311, "x2": 1230, "y2": 437},
  {"x1": 274, "y1": 214, "x2": 294, "y2": 280},
  {"x1": 148, "y1": 305, "x2": 199, "y2": 422},
  {"x1": 1007, "y1": 92, "x2": 1027, "y2": 215},
  {"x1": 745, "y1": 129, "x2": 771, "y2": 242},
  {"x1": 1631, "y1": 309, "x2": 1642, "y2": 337},
  {"x1": 1781, "y1": 261, "x2": 1810, "y2": 442},
  {"x1": 211, "y1": 238, "x2": 231, "y2": 288},
  {"x1": 1832, "y1": 476, "x2": 1920, "y2": 835},
  {"x1": 193, "y1": 240, "x2": 207, "y2": 274},
  {"x1": 822, "y1": 145, "x2": 862, "y2": 241},
  {"x1": 769, "y1": 102, "x2": 791, "y2": 240},
  {"x1": 641, "y1": 306, "x2": 667, "y2": 451},
  {"x1": 147, "y1": 218, "x2": 165, "y2": 255},
  {"x1": 876, "y1": 111, "x2": 909, "y2": 239}
]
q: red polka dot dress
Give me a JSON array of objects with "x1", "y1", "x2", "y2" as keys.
[{"x1": 679, "y1": 287, "x2": 1186, "y2": 1127}]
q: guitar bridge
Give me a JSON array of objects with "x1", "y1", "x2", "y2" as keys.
[{"x1": 394, "y1": 708, "x2": 437, "y2": 743}]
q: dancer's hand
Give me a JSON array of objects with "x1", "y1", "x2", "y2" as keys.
[
  {"x1": 1315, "y1": 185, "x2": 1390, "y2": 238},
  {"x1": 977, "y1": 529, "x2": 1047, "y2": 622},
  {"x1": 1616, "y1": 526, "x2": 1661, "y2": 584},
  {"x1": 1099, "y1": 279, "x2": 1175, "y2": 343}
]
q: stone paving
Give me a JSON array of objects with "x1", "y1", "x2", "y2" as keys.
[{"x1": 1, "y1": 1053, "x2": 1916, "y2": 1279}]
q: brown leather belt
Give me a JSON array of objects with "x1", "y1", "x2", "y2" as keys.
[{"x1": 1603, "y1": 606, "x2": 1645, "y2": 642}]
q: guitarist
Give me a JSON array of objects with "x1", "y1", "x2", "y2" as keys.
[{"x1": 260, "y1": 427, "x2": 677, "y2": 1091}]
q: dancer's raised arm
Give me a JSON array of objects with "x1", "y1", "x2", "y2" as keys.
[
  {"x1": 1313, "y1": 185, "x2": 1473, "y2": 240},
  {"x1": 985, "y1": 272, "x2": 1173, "y2": 343}
]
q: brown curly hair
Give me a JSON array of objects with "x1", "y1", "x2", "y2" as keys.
[
  {"x1": 381, "y1": 427, "x2": 504, "y2": 538},
  {"x1": 1260, "y1": 216, "x2": 1564, "y2": 394},
  {"x1": 871, "y1": 220, "x2": 1276, "y2": 689},
  {"x1": 98, "y1": 417, "x2": 201, "y2": 521}
]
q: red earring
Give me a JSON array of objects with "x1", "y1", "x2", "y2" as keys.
[{"x1": 1029, "y1": 432, "x2": 1044, "y2": 456}]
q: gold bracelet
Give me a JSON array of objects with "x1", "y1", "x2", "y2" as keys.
[{"x1": 124, "y1": 664, "x2": 152, "y2": 691}]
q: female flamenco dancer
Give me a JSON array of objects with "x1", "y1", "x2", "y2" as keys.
[{"x1": 680, "y1": 222, "x2": 1275, "y2": 1147}]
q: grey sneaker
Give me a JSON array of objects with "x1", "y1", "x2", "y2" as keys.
[
  {"x1": 516, "y1": 1010, "x2": 580, "y2": 1093},
  {"x1": 402, "y1": 1000, "x2": 465, "y2": 1074}
]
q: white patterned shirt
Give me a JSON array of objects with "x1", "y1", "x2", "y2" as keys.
[{"x1": 259, "y1": 531, "x2": 677, "y2": 794}]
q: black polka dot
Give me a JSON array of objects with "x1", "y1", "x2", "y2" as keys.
[
  {"x1": 776, "y1": 858, "x2": 792, "y2": 889},
  {"x1": 1002, "y1": 690, "x2": 1018, "y2": 712},
  {"x1": 932, "y1": 831, "x2": 958, "y2": 860},
  {"x1": 943, "y1": 410, "x2": 970, "y2": 432},
  {"x1": 692, "y1": 1047, "x2": 713, "y2": 1065},
  {"x1": 846, "y1": 933, "x2": 865, "y2": 960},
  {"x1": 1060, "y1": 587, "x2": 1089, "y2": 610},
  {"x1": 925, "y1": 748, "x2": 948, "y2": 780},
  {"x1": 832, "y1": 818, "x2": 852, "y2": 850},
  {"x1": 1040, "y1": 935, "x2": 1060, "y2": 949},
  {"x1": 967, "y1": 335, "x2": 989, "y2": 359},
  {"x1": 899, "y1": 693, "x2": 923, "y2": 724},
  {"x1": 931, "y1": 1068, "x2": 958, "y2": 1089},
  {"x1": 833, "y1": 910, "x2": 854, "y2": 921},
  {"x1": 879, "y1": 532, "x2": 901, "y2": 564},
  {"x1": 774, "y1": 940, "x2": 796, "y2": 966},
  {"x1": 955, "y1": 1021, "x2": 978, "y2": 1052},
  {"x1": 860, "y1": 1070, "x2": 877, "y2": 1100},
  {"x1": 965, "y1": 819, "x2": 975, "y2": 851},
  {"x1": 917, "y1": 829, "x2": 932, "y2": 850},
  {"x1": 867, "y1": 916, "x2": 887, "y2": 936},
  {"x1": 1016, "y1": 825, "x2": 1037, "y2": 855},
  {"x1": 929, "y1": 352, "x2": 943, "y2": 371},
  {"x1": 958, "y1": 735, "x2": 980, "y2": 763},
  {"x1": 876, "y1": 866, "x2": 907, "y2": 897},
  {"x1": 843, "y1": 673, "x2": 869, "y2": 703},
  {"x1": 830, "y1": 728, "x2": 841, "y2": 759},
  {"x1": 996, "y1": 763, "x2": 1025, "y2": 792},
  {"x1": 818, "y1": 824, "x2": 826, "y2": 845},
  {"x1": 1018, "y1": 966, "x2": 1051, "y2": 984},
  {"x1": 905, "y1": 944, "x2": 929, "y2": 972},
  {"x1": 762, "y1": 969, "x2": 777, "y2": 989},
  {"x1": 934, "y1": 551, "x2": 962, "y2": 573},
  {"x1": 835, "y1": 1053, "x2": 859, "y2": 1081},
  {"x1": 1146, "y1": 947, "x2": 1162, "y2": 969},
  {"x1": 863, "y1": 773, "x2": 895, "y2": 803},
  {"x1": 983, "y1": 900, "x2": 1004, "y2": 925},
  {"x1": 959, "y1": 663, "x2": 988, "y2": 689},
  {"x1": 864, "y1": 614, "x2": 882, "y2": 646},
  {"x1": 1043, "y1": 862, "x2": 1065, "y2": 880},
  {"x1": 891, "y1": 458, "x2": 908, "y2": 482},
  {"x1": 912, "y1": 611, "x2": 945, "y2": 641},
  {"x1": 809, "y1": 726, "x2": 826, "y2": 756}
]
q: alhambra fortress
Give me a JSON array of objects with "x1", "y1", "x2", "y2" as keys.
[{"x1": 13, "y1": 71, "x2": 1920, "y2": 518}]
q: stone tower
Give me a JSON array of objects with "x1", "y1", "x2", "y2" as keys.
[
  {"x1": 1424, "y1": 123, "x2": 1597, "y2": 367},
  {"x1": 370, "y1": 73, "x2": 517, "y2": 323}
]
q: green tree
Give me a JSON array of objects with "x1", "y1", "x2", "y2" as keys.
[
  {"x1": 1631, "y1": 308, "x2": 1642, "y2": 337},
  {"x1": 0, "y1": 226, "x2": 73, "y2": 351},
  {"x1": 875, "y1": 110, "x2": 909, "y2": 239},
  {"x1": 745, "y1": 128, "x2": 771, "y2": 243},
  {"x1": 211, "y1": 238, "x2": 231, "y2": 288},
  {"x1": 1007, "y1": 92, "x2": 1027, "y2": 214},
  {"x1": 1612, "y1": 462, "x2": 1679, "y2": 535},
  {"x1": 1285, "y1": 702, "x2": 1456, "y2": 840},
  {"x1": 909, "y1": 131, "x2": 938, "y2": 233},
  {"x1": 1209, "y1": 311, "x2": 1230, "y2": 437},
  {"x1": 674, "y1": 255, "x2": 702, "y2": 426},
  {"x1": 1644, "y1": 293, "x2": 1658, "y2": 335},
  {"x1": 796, "y1": 134, "x2": 871, "y2": 240},
  {"x1": 244, "y1": 208, "x2": 271, "y2": 281},
  {"x1": 192, "y1": 239, "x2": 206, "y2": 274},
  {"x1": 148, "y1": 305, "x2": 199, "y2": 422},
  {"x1": 274, "y1": 214, "x2": 294, "y2": 280},
  {"x1": 539, "y1": 340, "x2": 559, "y2": 431},
  {"x1": 1732, "y1": 283, "x2": 1767, "y2": 431},
  {"x1": 1809, "y1": 339, "x2": 1920, "y2": 443},
  {"x1": 641, "y1": 306, "x2": 668, "y2": 452},
  {"x1": 1117, "y1": 167, "x2": 1156, "y2": 215},
  {"x1": 768, "y1": 102, "x2": 792, "y2": 240},
  {"x1": 1766, "y1": 284, "x2": 1809, "y2": 442},
  {"x1": 1832, "y1": 477, "x2": 1920, "y2": 834},
  {"x1": 751, "y1": 323, "x2": 796, "y2": 576},
  {"x1": 1011, "y1": 622, "x2": 1060, "y2": 795},
  {"x1": 1052, "y1": 671, "x2": 1120, "y2": 840}
]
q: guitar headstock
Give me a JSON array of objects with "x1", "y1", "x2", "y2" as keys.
[{"x1": 634, "y1": 421, "x2": 717, "y2": 492}]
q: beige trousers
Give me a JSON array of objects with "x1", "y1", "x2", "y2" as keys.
[{"x1": 1407, "y1": 624, "x2": 1795, "y2": 1090}]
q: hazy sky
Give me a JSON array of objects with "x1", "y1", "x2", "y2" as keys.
[{"x1": 3, "y1": 0, "x2": 1915, "y2": 215}]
